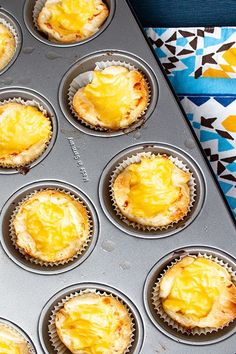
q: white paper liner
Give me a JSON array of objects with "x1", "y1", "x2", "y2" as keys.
[
  {"x1": 68, "y1": 60, "x2": 151, "y2": 132},
  {"x1": 0, "y1": 17, "x2": 19, "y2": 66},
  {"x1": 110, "y1": 152, "x2": 196, "y2": 231},
  {"x1": 0, "y1": 321, "x2": 35, "y2": 354},
  {"x1": 9, "y1": 188, "x2": 94, "y2": 267},
  {"x1": 152, "y1": 252, "x2": 236, "y2": 335},
  {"x1": 48, "y1": 289, "x2": 135, "y2": 354},
  {"x1": 0, "y1": 97, "x2": 52, "y2": 169},
  {"x1": 33, "y1": 0, "x2": 46, "y2": 31}
]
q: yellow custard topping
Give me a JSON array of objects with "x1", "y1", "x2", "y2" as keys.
[
  {"x1": 56, "y1": 294, "x2": 132, "y2": 354},
  {"x1": 0, "y1": 103, "x2": 51, "y2": 158},
  {"x1": 0, "y1": 23, "x2": 15, "y2": 61},
  {"x1": 162, "y1": 258, "x2": 229, "y2": 320},
  {"x1": 45, "y1": 0, "x2": 97, "y2": 35},
  {"x1": 13, "y1": 190, "x2": 89, "y2": 262},
  {"x1": 126, "y1": 157, "x2": 181, "y2": 218},
  {"x1": 0, "y1": 325, "x2": 28, "y2": 354},
  {"x1": 0, "y1": 339, "x2": 21, "y2": 354},
  {"x1": 83, "y1": 69, "x2": 133, "y2": 128}
]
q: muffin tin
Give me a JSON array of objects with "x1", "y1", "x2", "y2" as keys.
[{"x1": 0, "y1": 1, "x2": 235, "y2": 353}]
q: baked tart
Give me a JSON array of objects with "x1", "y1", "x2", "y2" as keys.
[
  {"x1": 72, "y1": 65, "x2": 149, "y2": 130},
  {"x1": 112, "y1": 155, "x2": 191, "y2": 227},
  {"x1": 0, "y1": 102, "x2": 52, "y2": 168},
  {"x1": 12, "y1": 190, "x2": 90, "y2": 263},
  {"x1": 55, "y1": 292, "x2": 132, "y2": 354},
  {"x1": 0, "y1": 323, "x2": 31, "y2": 354},
  {"x1": 37, "y1": 0, "x2": 109, "y2": 43},
  {"x1": 0, "y1": 22, "x2": 16, "y2": 71},
  {"x1": 159, "y1": 256, "x2": 236, "y2": 329}
]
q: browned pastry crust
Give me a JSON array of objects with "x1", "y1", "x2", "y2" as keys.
[
  {"x1": 0, "y1": 323, "x2": 31, "y2": 353},
  {"x1": 159, "y1": 256, "x2": 236, "y2": 328},
  {"x1": 72, "y1": 66, "x2": 149, "y2": 130},
  {"x1": 113, "y1": 156, "x2": 191, "y2": 227},
  {"x1": 37, "y1": 0, "x2": 109, "y2": 43},
  {"x1": 0, "y1": 23, "x2": 16, "y2": 70},
  {"x1": 55, "y1": 293, "x2": 132, "y2": 354}
]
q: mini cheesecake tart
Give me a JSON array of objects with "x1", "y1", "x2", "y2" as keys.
[
  {"x1": 159, "y1": 256, "x2": 236, "y2": 329},
  {"x1": 37, "y1": 0, "x2": 109, "y2": 43},
  {"x1": 54, "y1": 292, "x2": 133, "y2": 354},
  {"x1": 0, "y1": 102, "x2": 52, "y2": 168},
  {"x1": 72, "y1": 65, "x2": 149, "y2": 131},
  {"x1": 12, "y1": 190, "x2": 90, "y2": 263},
  {"x1": 0, "y1": 323, "x2": 31, "y2": 354},
  {"x1": 0, "y1": 22, "x2": 16, "y2": 71},
  {"x1": 112, "y1": 155, "x2": 191, "y2": 227}
]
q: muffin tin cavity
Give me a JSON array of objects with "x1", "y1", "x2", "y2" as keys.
[
  {"x1": 0, "y1": 11, "x2": 22, "y2": 75},
  {"x1": 38, "y1": 283, "x2": 144, "y2": 353},
  {"x1": 0, "y1": 180, "x2": 99, "y2": 275},
  {"x1": 99, "y1": 143, "x2": 205, "y2": 238},
  {"x1": 0, "y1": 317, "x2": 36, "y2": 353},
  {"x1": 59, "y1": 50, "x2": 158, "y2": 137},
  {"x1": 23, "y1": 0, "x2": 115, "y2": 47},
  {"x1": 143, "y1": 246, "x2": 236, "y2": 345},
  {"x1": 0, "y1": 88, "x2": 57, "y2": 174}
]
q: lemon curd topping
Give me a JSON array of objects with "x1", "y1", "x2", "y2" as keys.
[
  {"x1": 0, "y1": 23, "x2": 15, "y2": 66},
  {"x1": 0, "y1": 326, "x2": 27, "y2": 354},
  {"x1": 0, "y1": 338, "x2": 22, "y2": 354},
  {"x1": 15, "y1": 191, "x2": 88, "y2": 262},
  {"x1": 46, "y1": 0, "x2": 97, "y2": 35},
  {"x1": 0, "y1": 103, "x2": 51, "y2": 159},
  {"x1": 162, "y1": 258, "x2": 229, "y2": 320},
  {"x1": 126, "y1": 157, "x2": 181, "y2": 218},
  {"x1": 83, "y1": 69, "x2": 133, "y2": 128},
  {"x1": 56, "y1": 295, "x2": 131, "y2": 353}
]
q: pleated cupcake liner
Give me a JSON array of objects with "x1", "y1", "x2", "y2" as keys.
[
  {"x1": 152, "y1": 252, "x2": 236, "y2": 335},
  {"x1": 9, "y1": 188, "x2": 94, "y2": 267},
  {"x1": 68, "y1": 59, "x2": 151, "y2": 132},
  {"x1": 0, "y1": 321, "x2": 35, "y2": 354},
  {"x1": 48, "y1": 288, "x2": 136, "y2": 354},
  {"x1": 33, "y1": 0, "x2": 46, "y2": 31},
  {"x1": 110, "y1": 152, "x2": 196, "y2": 231},
  {"x1": 0, "y1": 97, "x2": 52, "y2": 168}
]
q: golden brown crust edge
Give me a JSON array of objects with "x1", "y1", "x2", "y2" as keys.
[
  {"x1": 0, "y1": 102, "x2": 52, "y2": 168},
  {"x1": 37, "y1": 0, "x2": 109, "y2": 43},
  {"x1": 159, "y1": 257, "x2": 236, "y2": 329},
  {"x1": 12, "y1": 190, "x2": 90, "y2": 263},
  {"x1": 112, "y1": 158, "x2": 191, "y2": 227},
  {"x1": 55, "y1": 293, "x2": 132, "y2": 354},
  {"x1": 72, "y1": 68, "x2": 149, "y2": 130},
  {"x1": 0, "y1": 324, "x2": 30, "y2": 353},
  {"x1": 0, "y1": 23, "x2": 16, "y2": 71}
]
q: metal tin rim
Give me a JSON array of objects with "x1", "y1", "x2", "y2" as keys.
[
  {"x1": 0, "y1": 10, "x2": 22, "y2": 75},
  {"x1": 38, "y1": 282, "x2": 144, "y2": 353},
  {"x1": 143, "y1": 245, "x2": 236, "y2": 345},
  {"x1": 99, "y1": 142, "x2": 206, "y2": 238},
  {"x1": 23, "y1": 0, "x2": 116, "y2": 47},
  {"x1": 58, "y1": 49, "x2": 158, "y2": 137},
  {"x1": 0, "y1": 180, "x2": 99, "y2": 275},
  {"x1": 0, "y1": 87, "x2": 58, "y2": 175}
]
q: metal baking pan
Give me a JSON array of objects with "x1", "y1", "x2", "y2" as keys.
[{"x1": 0, "y1": 1, "x2": 235, "y2": 353}]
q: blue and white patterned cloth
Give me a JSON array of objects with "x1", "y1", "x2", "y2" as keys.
[{"x1": 146, "y1": 27, "x2": 236, "y2": 219}]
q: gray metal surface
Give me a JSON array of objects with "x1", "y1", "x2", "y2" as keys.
[{"x1": 0, "y1": 1, "x2": 235, "y2": 353}]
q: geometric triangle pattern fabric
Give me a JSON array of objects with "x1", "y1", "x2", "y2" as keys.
[
  {"x1": 179, "y1": 95, "x2": 236, "y2": 219},
  {"x1": 146, "y1": 27, "x2": 236, "y2": 95},
  {"x1": 146, "y1": 26, "x2": 236, "y2": 219}
]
